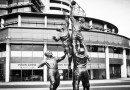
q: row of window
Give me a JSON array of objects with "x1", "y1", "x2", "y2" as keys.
[
  {"x1": 10, "y1": 64, "x2": 122, "y2": 81},
  {"x1": 50, "y1": 0, "x2": 70, "y2": 6},
  {"x1": 0, "y1": 43, "x2": 129, "y2": 55},
  {"x1": 50, "y1": 7, "x2": 69, "y2": 13},
  {"x1": 9, "y1": 44, "x2": 130, "y2": 55},
  {"x1": 8, "y1": 0, "x2": 29, "y2": 4}
]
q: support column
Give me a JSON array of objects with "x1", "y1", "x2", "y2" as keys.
[
  {"x1": 89, "y1": 20, "x2": 93, "y2": 29},
  {"x1": 1, "y1": 18, "x2": 4, "y2": 28},
  {"x1": 105, "y1": 46, "x2": 110, "y2": 79},
  {"x1": 121, "y1": 48, "x2": 127, "y2": 78},
  {"x1": 44, "y1": 16, "x2": 47, "y2": 28},
  {"x1": 90, "y1": 69, "x2": 93, "y2": 79},
  {"x1": 104, "y1": 24, "x2": 107, "y2": 32},
  {"x1": 43, "y1": 43, "x2": 47, "y2": 82},
  {"x1": 5, "y1": 43, "x2": 10, "y2": 82},
  {"x1": 18, "y1": 14, "x2": 21, "y2": 27},
  {"x1": 112, "y1": 28, "x2": 115, "y2": 33}
]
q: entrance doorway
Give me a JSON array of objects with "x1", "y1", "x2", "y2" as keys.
[{"x1": 110, "y1": 64, "x2": 121, "y2": 78}]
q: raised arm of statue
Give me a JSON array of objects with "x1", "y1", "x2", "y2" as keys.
[
  {"x1": 38, "y1": 60, "x2": 46, "y2": 68},
  {"x1": 70, "y1": 3, "x2": 76, "y2": 24}
]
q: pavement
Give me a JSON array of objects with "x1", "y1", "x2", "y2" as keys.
[{"x1": 0, "y1": 78, "x2": 130, "y2": 88}]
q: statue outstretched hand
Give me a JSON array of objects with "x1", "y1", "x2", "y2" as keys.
[{"x1": 52, "y1": 36, "x2": 58, "y2": 42}]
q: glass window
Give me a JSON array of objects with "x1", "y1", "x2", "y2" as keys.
[
  {"x1": 11, "y1": 44, "x2": 22, "y2": 51},
  {"x1": 13, "y1": 0, "x2": 18, "y2": 3},
  {"x1": 22, "y1": 44, "x2": 33, "y2": 51},
  {"x1": 0, "y1": 0, "x2": 7, "y2": 4},
  {"x1": 50, "y1": 0, "x2": 61, "y2": 4},
  {"x1": 19, "y1": 0, "x2": 24, "y2": 2},
  {"x1": 93, "y1": 69, "x2": 106, "y2": 79},
  {"x1": 11, "y1": 70, "x2": 21, "y2": 81},
  {"x1": 87, "y1": 45, "x2": 91, "y2": 52},
  {"x1": 50, "y1": 7, "x2": 61, "y2": 11},
  {"x1": 62, "y1": 2, "x2": 69, "y2": 6},
  {"x1": 109, "y1": 47, "x2": 123, "y2": 54},
  {"x1": 126, "y1": 49, "x2": 130, "y2": 55},
  {"x1": 10, "y1": 70, "x2": 44, "y2": 81},
  {"x1": 113, "y1": 48, "x2": 118, "y2": 53},
  {"x1": 48, "y1": 44, "x2": 58, "y2": 51},
  {"x1": 11, "y1": 44, "x2": 44, "y2": 51},
  {"x1": 98, "y1": 46, "x2": 105, "y2": 52},
  {"x1": 31, "y1": 70, "x2": 43, "y2": 81},
  {"x1": 92, "y1": 45, "x2": 98, "y2": 52},
  {"x1": 62, "y1": 69, "x2": 72, "y2": 80},
  {"x1": 8, "y1": 0, "x2": 13, "y2": 4},
  {"x1": 62, "y1": 9, "x2": 69, "y2": 13},
  {"x1": 109, "y1": 47, "x2": 113, "y2": 53},
  {"x1": 10, "y1": 57, "x2": 22, "y2": 63},
  {"x1": 33, "y1": 45, "x2": 43, "y2": 51},
  {"x1": 0, "y1": 44, "x2": 6, "y2": 51},
  {"x1": 57, "y1": 45, "x2": 64, "y2": 51},
  {"x1": 113, "y1": 47, "x2": 123, "y2": 54},
  {"x1": 22, "y1": 70, "x2": 32, "y2": 81}
]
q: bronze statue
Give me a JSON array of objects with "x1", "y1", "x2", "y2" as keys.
[
  {"x1": 51, "y1": 1, "x2": 91, "y2": 90},
  {"x1": 53, "y1": 14, "x2": 73, "y2": 70},
  {"x1": 38, "y1": 50, "x2": 66, "y2": 90},
  {"x1": 70, "y1": 0, "x2": 90, "y2": 61},
  {"x1": 69, "y1": 1, "x2": 91, "y2": 90},
  {"x1": 73, "y1": 46, "x2": 90, "y2": 90}
]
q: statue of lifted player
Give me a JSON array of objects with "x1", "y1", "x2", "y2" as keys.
[
  {"x1": 53, "y1": 14, "x2": 73, "y2": 70},
  {"x1": 70, "y1": 0, "x2": 90, "y2": 61},
  {"x1": 38, "y1": 51, "x2": 66, "y2": 90}
]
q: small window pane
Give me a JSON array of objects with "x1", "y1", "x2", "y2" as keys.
[
  {"x1": 48, "y1": 45, "x2": 57, "y2": 51},
  {"x1": 33, "y1": 45, "x2": 43, "y2": 51},
  {"x1": 11, "y1": 44, "x2": 22, "y2": 51},
  {"x1": 22, "y1": 45, "x2": 32, "y2": 51}
]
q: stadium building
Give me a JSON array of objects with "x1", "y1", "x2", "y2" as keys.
[{"x1": 0, "y1": 0, "x2": 130, "y2": 82}]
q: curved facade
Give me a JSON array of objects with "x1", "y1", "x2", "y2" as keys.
[
  {"x1": 42, "y1": 0, "x2": 70, "y2": 14},
  {"x1": 0, "y1": 0, "x2": 130, "y2": 82}
]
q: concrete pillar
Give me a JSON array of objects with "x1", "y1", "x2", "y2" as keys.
[
  {"x1": 112, "y1": 28, "x2": 115, "y2": 33},
  {"x1": 104, "y1": 24, "x2": 107, "y2": 32},
  {"x1": 43, "y1": 43, "x2": 47, "y2": 82},
  {"x1": 18, "y1": 14, "x2": 21, "y2": 27},
  {"x1": 90, "y1": 69, "x2": 93, "y2": 79},
  {"x1": 5, "y1": 43, "x2": 10, "y2": 82},
  {"x1": 44, "y1": 16, "x2": 47, "y2": 28},
  {"x1": 89, "y1": 20, "x2": 93, "y2": 29},
  {"x1": 121, "y1": 48, "x2": 127, "y2": 78},
  {"x1": 105, "y1": 46, "x2": 110, "y2": 79},
  {"x1": 1, "y1": 18, "x2": 4, "y2": 28}
]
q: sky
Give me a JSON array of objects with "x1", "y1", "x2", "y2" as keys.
[{"x1": 75, "y1": 0, "x2": 130, "y2": 38}]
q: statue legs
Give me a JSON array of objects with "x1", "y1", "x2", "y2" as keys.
[
  {"x1": 72, "y1": 68, "x2": 90, "y2": 90},
  {"x1": 81, "y1": 70, "x2": 90, "y2": 90},
  {"x1": 49, "y1": 70, "x2": 60, "y2": 90}
]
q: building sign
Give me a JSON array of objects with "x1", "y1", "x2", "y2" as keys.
[
  {"x1": 11, "y1": 63, "x2": 105, "y2": 69},
  {"x1": 11, "y1": 63, "x2": 41, "y2": 69},
  {"x1": 87, "y1": 63, "x2": 105, "y2": 69},
  {"x1": 58, "y1": 63, "x2": 69, "y2": 69}
]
